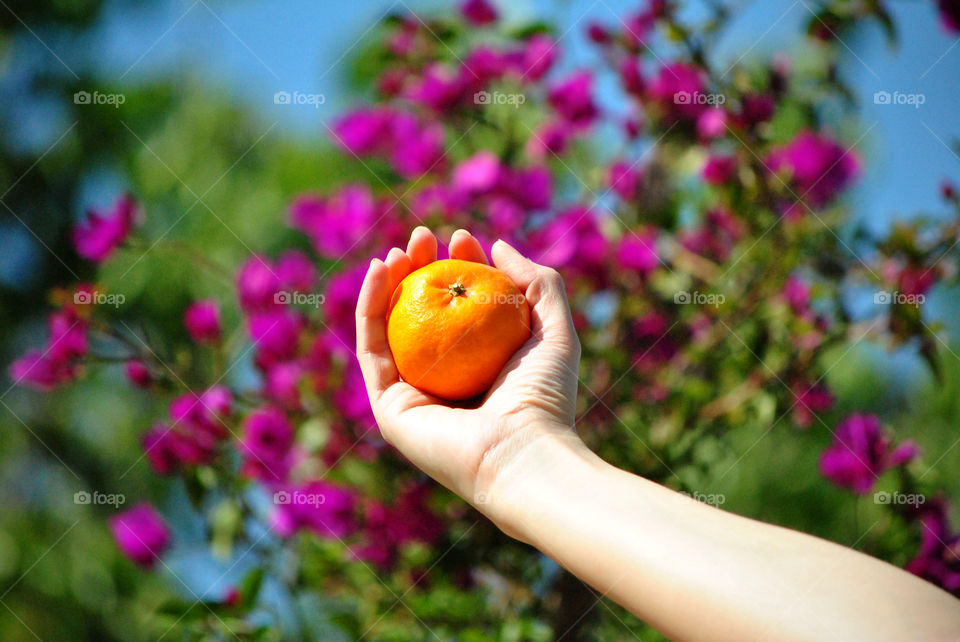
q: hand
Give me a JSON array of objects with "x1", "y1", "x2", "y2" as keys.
[{"x1": 355, "y1": 227, "x2": 584, "y2": 520}]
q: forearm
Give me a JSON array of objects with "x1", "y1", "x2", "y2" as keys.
[{"x1": 483, "y1": 428, "x2": 960, "y2": 641}]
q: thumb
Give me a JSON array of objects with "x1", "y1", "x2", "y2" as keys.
[{"x1": 491, "y1": 240, "x2": 578, "y2": 348}]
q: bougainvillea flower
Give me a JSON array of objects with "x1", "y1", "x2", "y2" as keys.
[
  {"x1": 647, "y1": 62, "x2": 708, "y2": 122},
  {"x1": 248, "y1": 308, "x2": 305, "y2": 370},
  {"x1": 937, "y1": 0, "x2": 960, "y2": 33},
  {"x1": 547, "y1": 72, "x2": 599, "y2": 129},
  {"x1": 461, "y1": 0, "x2": 497, "y2": 26},
  {"x1": 269, "y1": 481, "x2": 357, "y2": 539},
  {"x1": 452, "y1": 150, "x2": 501, "y2": 196},
  {"x1": 616, "y1": 231, "x2": 659, "y2": 275},
  {"x1": 819, "y1": 414, "x2": 918, "y2": 494},
  {"x1": 72, "y1": 193, "x2": 139, "y2": 263},
  {"x1": 702, "y1": 155, "x2": 737, "y2": 185},
  {"x1": 275, "y1": 251, "x2": 317, "y2": 294},
  {"x1": 767, "y1": 131, "x2": 859, "y2": 206},
  {"x1": 125, "y1": 360, "x2": 152, "y2": 388},
  {"x1": 791, "y1": 382, "x2": 834, "y2": 429},
  {"x1": 109, "y1": 504, "x2": 171, "y2": 569},
  {"x1": 184, "y1": 300, "x2": 221, "y2": 344},
  {"x1": 290, "y1": 185, "x2": 379, "y2": 259},
  {"x1": 240, "y1": 405, "x2": 294, "y2": 482},
  {"x1": 236, "y1": 255, "x2": 281, "y2": 312},
  {"x1": 906, "y1": 500, "x2": 960, "y2": 594},
  {"x1": 608, "y1": 161, "x2": 642, "y2": 201}
]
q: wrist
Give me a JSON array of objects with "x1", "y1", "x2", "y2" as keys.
[{"x1": 473, "y1": 419, "x2": 604, "y2": 542}]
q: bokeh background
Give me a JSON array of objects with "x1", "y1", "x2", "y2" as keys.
[{"x1": 1, "y1": 0, "x2": 959, "y2": 639}]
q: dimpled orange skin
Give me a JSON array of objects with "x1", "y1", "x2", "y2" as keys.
[{"x1": 386, "y1": 259, "x2": 531, "y2": 401}]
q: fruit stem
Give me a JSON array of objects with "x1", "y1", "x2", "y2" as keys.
[{"x1": 448, "y1": 281, "x2": 467, "y2": 297}]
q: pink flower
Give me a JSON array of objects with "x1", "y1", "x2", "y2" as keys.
[
  {"x1": 737, "y1": 93, "x2": 776, "y2": 127},
  {"x1": 406, "y1": 64, "x2": 466, "y2": 112},
  {"x1": 647, "y1": 63, "x2": 708, "y2": 122},
  {"x1": 9, "y1": 309, "x2": 87, "y2": 391},
  {"x1": 782, "y1": 275, "x2": 811, "y2": 314},
  {"x1": 184, "y1": 300, "x2": 221, "y2": 344},
  {"x1": 125, "y1": 360, "x2": 152, "y2": 388},
  {"x1": 389, "y1": 118, "x2": 446, "y2": 178},
  {"x1": 616, "y1": 231, "x2": 659, "y2": 275},
  {"x1": 247, "y1": 309, "x2": 304, "y2": 370},
  {"x1": 548, "y1": 72, "x2": 598, "y2": 129},
  {"x1": 608, "y1": 161, "x2": 642, "y2": 200},
  {"x1": 331, "y1": 108, "x2": 392, "y2": 155},
  {"x1": 906, "y1": 500, "x2": 960, "y2": 594},
  {"x1": 619, "y1": 58, "x2": 644, "y2": 96},
  {"x1": 526, "y1": 119, "x2": 571, "y2": 161},
  {"x1": 702, "y1": 155, "x2": 737, "y2": 185},
  {"x1": 898, "y1": 265, "x2": 936, "y2": 297},
  {"x1": 697, "y1": 107, "x2": 728, "y2": 140},
  {"x1": 323, "y1": 265, "x2": 367, "y2": 356},
  {"x1": 276, "y1": 250, "x2": 317, "y2": 294},
  {"x1": 109, "y1": 504, "x2": 171, "y2": 569},
  {"x1": 72, "y1": 194, "x2": 139, "y2": 263},
  {"x1": 236, "y1": 255, "x2": 281, "y2": 312},
  {"x1": 240, "y1": 406, "x2": 294, "y2": 482},
  {"x1": 767, "y1": 131, "x2": 859, "y2": 207},
  {"x1": 452, "y1": 150, "x2": 501, "y2": 196},
  {"x1": 269, "y1": 481, "x2": 357, "y2": 539},
  {"x1": 527, "y1": 207, "x2": 607, "y2": 277},
  {"x1": 290, "y1": 185, "x2": 379, "y2": 259},
  {"x1": 354, "y1": 482, "x2": 444, "y2": 570},
  {"x1": 461, "y1": 0, "x2": 497, "y2": 26},
  {"x1": 515, "y1": 34, "x2": 556, "y2": 82},
  {"x1": 264, "y1": 361, "x2": 304, "y2": 410},
  {"x1": 334, "y1": 360, "x2": 376, "y2": 432},
  {"x1": 937, "y1": 0, "x2": 960, "y2": 33},
  {"x1": 819, "y1": 414, "x2": 918, "y2": 494},
  {"x1": 791, "y1": 382, "x2": 834, "y2": 429}
]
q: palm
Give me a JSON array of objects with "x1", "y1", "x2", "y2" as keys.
[{"x1": 356, "y1": 227, "x2": 580, "y2": 501}]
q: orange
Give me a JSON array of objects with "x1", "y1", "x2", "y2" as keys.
[{"x1": 386, "y1": 259, "x2": 531, "y2": 400}]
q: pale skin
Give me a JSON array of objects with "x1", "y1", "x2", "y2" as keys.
[{"x1": 355, "y1": 226, "x2": 960, "y2": 641}]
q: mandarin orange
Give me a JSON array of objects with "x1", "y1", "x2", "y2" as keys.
[{"x1": 386, "y1": 259, "x2": 531, "y2": 400}]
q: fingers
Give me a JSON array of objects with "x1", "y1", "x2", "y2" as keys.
[
  {"x1": 384, "y1": 247, "x2": 412, "y2": 294},
  {"x1": 491, "y1": 240, "x2": 578, "y2": 348},
  {"x1": 449, "y1": 229, "x2": 489, "y2": 264},
  {"x1": 356, "y1": 258, "x2": 400, "y2": 400},
  {"x1": 407, "y1": 226, "x2": 437, "y2": 270}
]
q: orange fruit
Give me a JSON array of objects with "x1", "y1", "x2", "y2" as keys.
[{"x1": 386, "y1": 259, "x2": 531, "y2": 400}]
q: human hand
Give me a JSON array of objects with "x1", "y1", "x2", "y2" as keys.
[{"x1": 355, "y1": 227, "x2": 584, "y2": 521}]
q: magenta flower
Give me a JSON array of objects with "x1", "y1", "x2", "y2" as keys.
[
  {"x1": 388, "y1": 117, "x2": 445, "y2": 178},
  {"x1": 183, "y1": 300, "x2": 221, "y2": 344},
  {"x1": 791, "y1": 382, "x2": 834, "y2": 429},
  {"x1": 247, "y1": 308, "x2": 304, "y2": 370},
  {"x1": 619, "y1": 58, "x2": 644, "y2": 96},
  {"x1": 647, "y1": 63, "x2": 708, "y2": 122},
  {"x1": 264, "y1": 361, "x2": 304, "y2": 410},
  {"x1": 331, "y1": 107, "x2": 392, "y2": 155},
  {"x1": 9, "y1": 309, "x2": 87, "y2": 391},
  {"x1": 548, "y1": 72, "x2": 599, "y2": 129},
  {"x1": 406, "y1": 63, "x2": 466, "y2": 112},
  {"x1": 461, "y1": 0, "x2": 497, "y2": 26},
  {"x1": 819, "y1": 414, "x2": 918, "y2": 494},
  {"x1": 737, "y1": 93, "x2": 776, "y2": 128},
  {"x1": 498, "y1": 166, "x2": 552, "y2": 211},
  {"x1": 276, "y1": 250, "x2": 317, "y2": 294},
  {"x1": 354, "y1": 482, "x2": 444, "y2": 570},
  {"x1": 109, "y1": 504, "x2": 171, "y2": 569},
  {"x1": 702, "y1": 155, "x2": 737, "y2": 185},
  {"x1": 616, "y1": 231, "x2": 659, "y2": 275},
  {"x1": 527, "y1": 207, "x2": 607, "y2": 280},
  {"x1": 125, "y1": 360, "x2": 152, "y2": 388},
  {"x1": 322, "y1": 265, "x2": 367, "y2": 357},
  {"x1": 767, "y1": 131, "x2": 859, "y2": 206},
  {"x1": 452, "y1": 151, "x2": 501, "y2": 197},
  {"x1": 236, "y1": 255, "x2": 281, "y2": 312},
  {"x1": 515, "y1": 34, "x2": 556, "y2": 82},
  {"x1": 526, "y1": 119, "x2": 571, "y2": 161},
  {"x1": 608, "y1": 161, "x2": 642, "y2": 201},
  {"x1": 240, "y1": 406, "x2": 294, "y2": 482},
  {"x1": 269, "y1": 481, "x2": 357, "y2": 539},
  {"x1": 142, "y1": 424, "x2": 185, "y2": 475},
  {"x1": 906, "y1": 500, "x2": 960, "y2": 595},
  {"x1": 333, "y1": 360, "x2": 377, "y2": 432},
  {"x1": 898, "y1": 265, "x2": 936, "y2": 297},
  {"x1": 782, "y1": 275, "x2": 811, "y2": 314},
  {"x1": 72, "y1": 194, "x2": 139, "y2": 263},
  {"x1": 290, "y1": 185, "x2": 379, "y2": 259},
  {"x1": 697, "y1": 107, "x2": 728, "y2": 140},
  {"x1": 937, "y1": 0, "x2": 960, "y2": 33}
]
